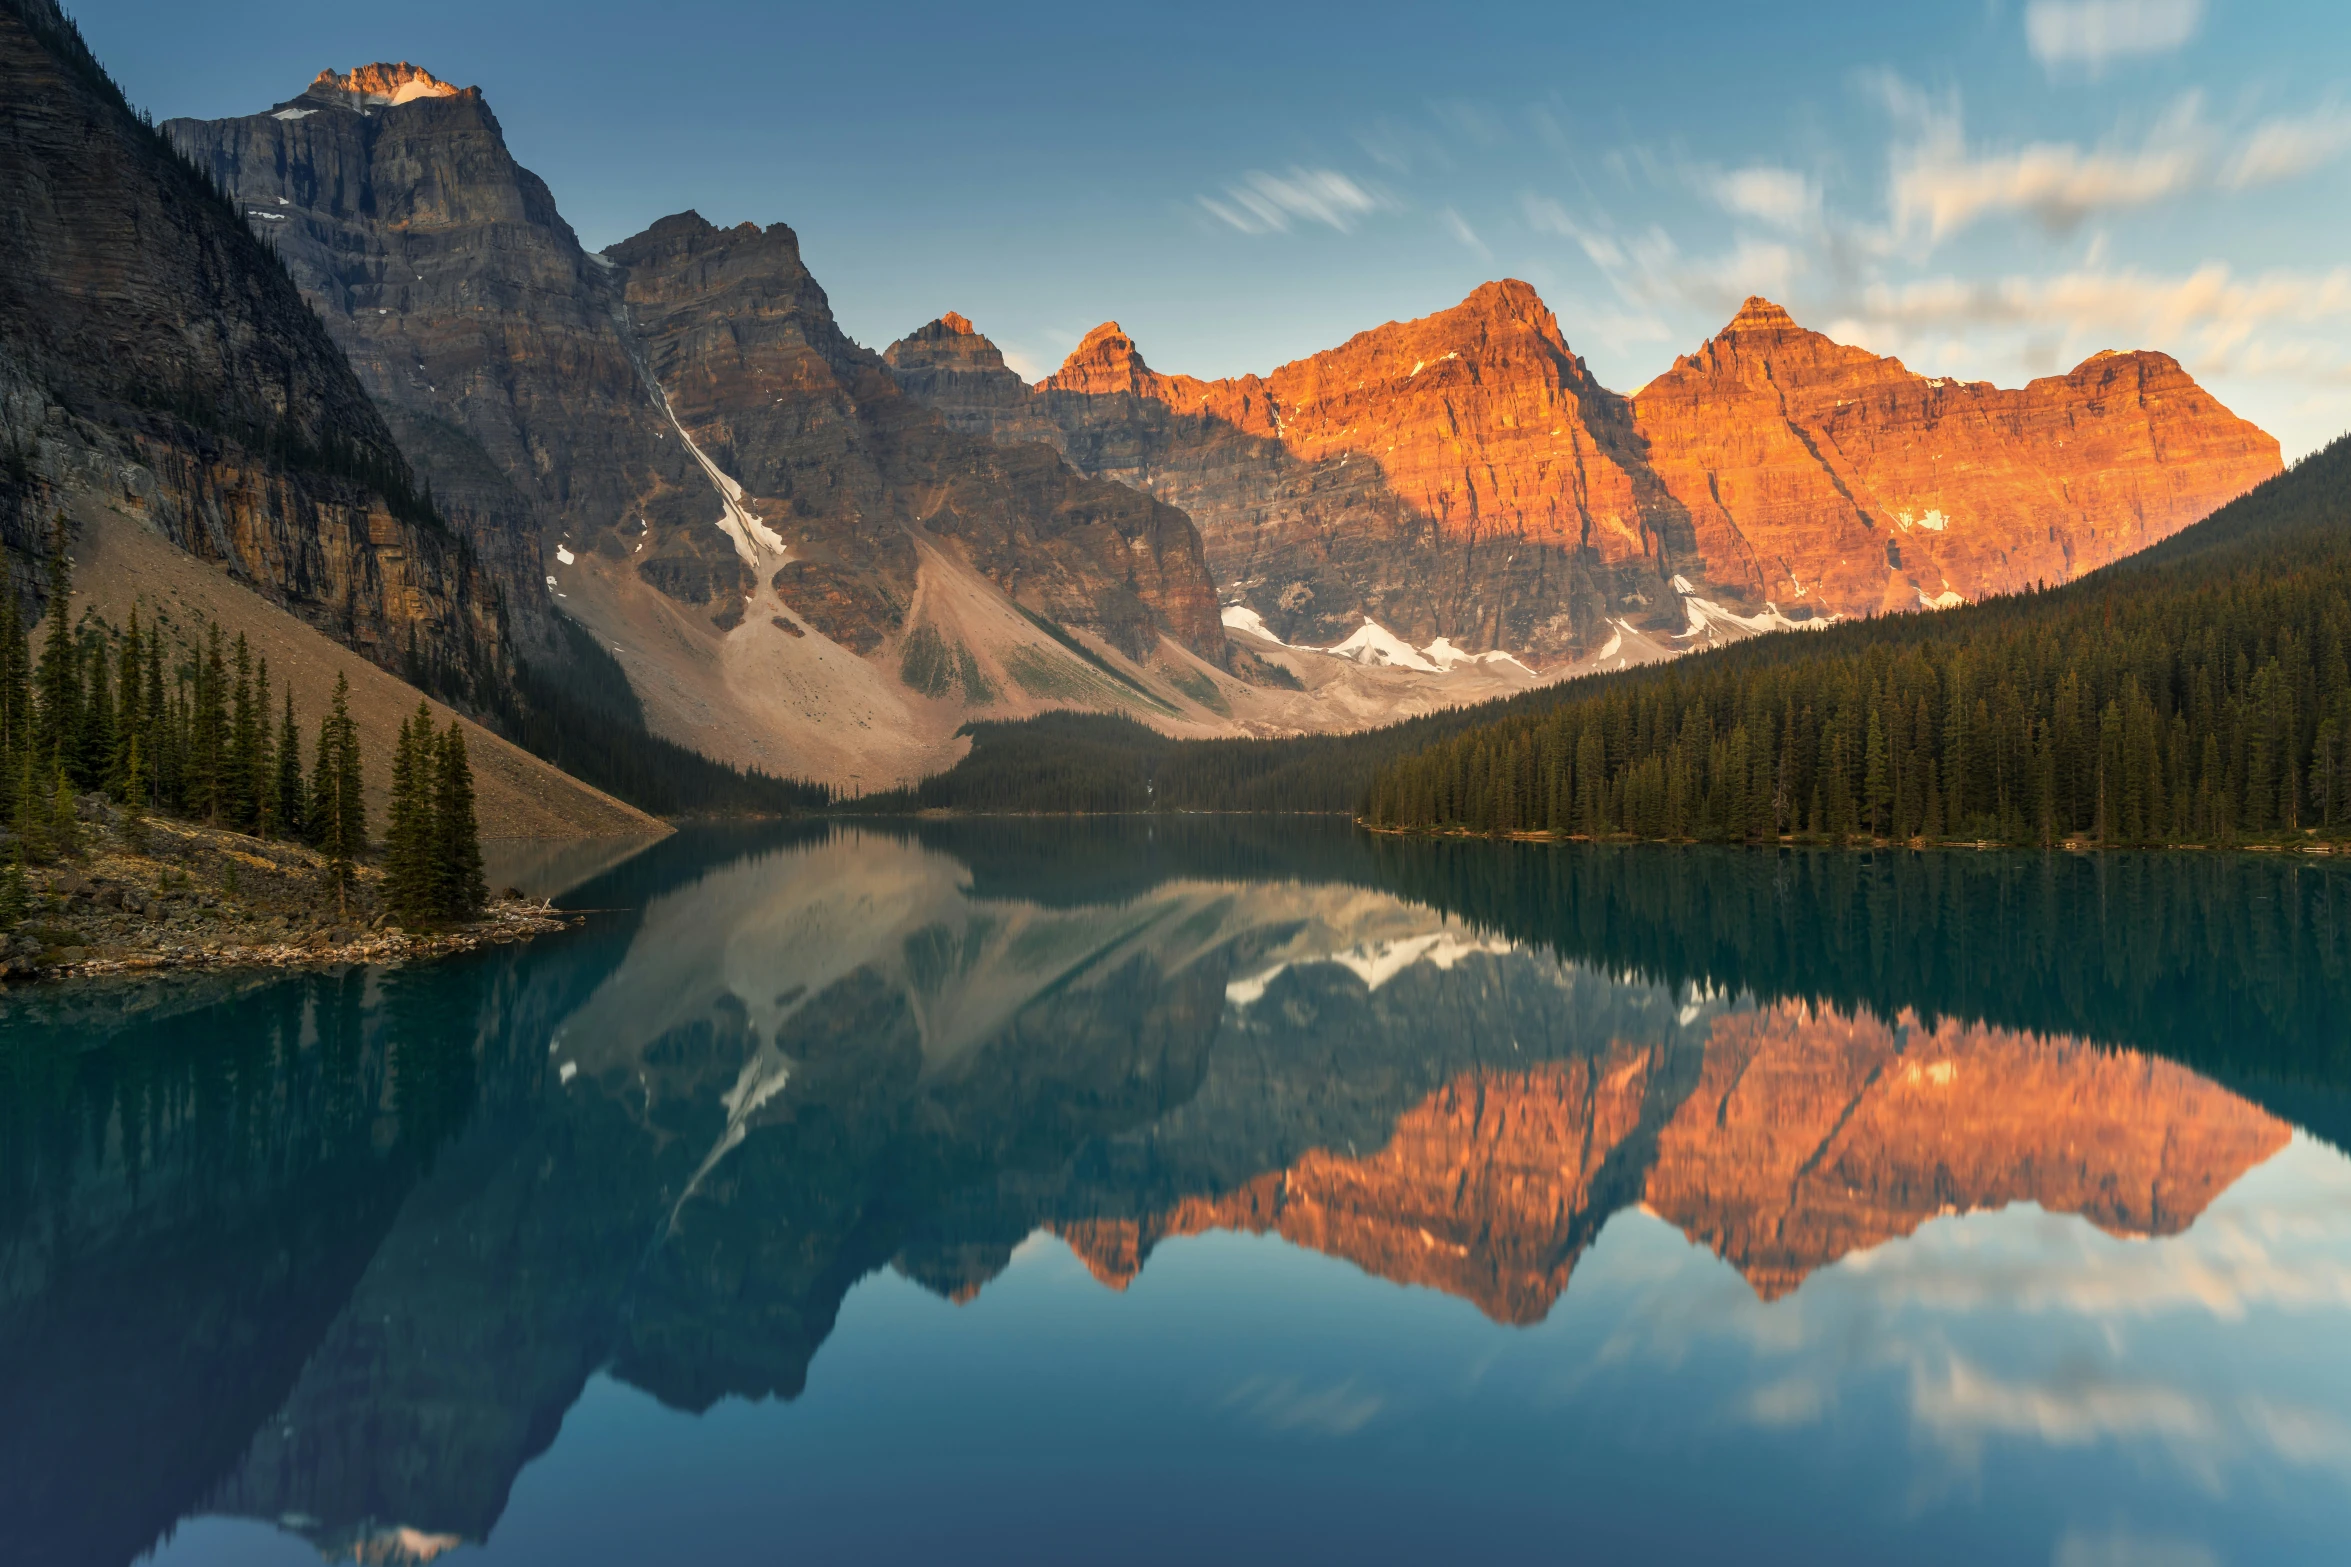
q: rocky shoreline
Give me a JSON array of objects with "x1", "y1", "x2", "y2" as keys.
[{"x1": 0, "y1": 795, "x2": 581, "y2": 985}]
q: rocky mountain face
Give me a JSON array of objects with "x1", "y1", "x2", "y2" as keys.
[
  {"x1": 605, "y1": 213, "x2": 1221, "y2": 660},
  {"x1": 890, "y1": 284, "x2": 1685, "y2": 664},
  {"x1": 168, "y1": 73, "x2": 1232, "y2": 783},
  {"x1": 1631, "y1": 298, "x2": 2283, "y2": 616},
  {"x1": 1054, "y1": 997, "x2": 2287, "y2": 1323},
  {"x1": 0, "y1": 2, "x2": 506, "y2": 675},
  {"x1": 888, "y1": 287, "x2": 2280, "y2": 662},
  {"x1": 161, "y1": 63, "x2": 705, "y2": 656}
]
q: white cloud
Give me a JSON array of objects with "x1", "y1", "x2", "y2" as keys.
[
  {"x1": 2025, "y1": 0, "x2": 2204, "y2": 73},
  {"x1": 1851, "y1": 263, "x2": 2351, "y2": 364},
  {"x1": 1440, "y1": 206, "x2": 1492, "y2": 261},
  {"x1": 2225, "y1": 105, "x2": 2351, "y2": 188},
  {"x1": 1882, "y1": 90, "x2": 2351, "y2": 245},
  {"x1": 1200, "y1": 167, "x2": 1390, "y2": 235},
  {"x1": 1890, "y1": 94, "x2": 2204, "y2": 241},
  {"x1": 1711, "y1": 166, "x2": 1821, "y2": 230}
]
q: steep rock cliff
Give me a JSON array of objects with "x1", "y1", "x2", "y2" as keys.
[
  {"x1": 1643, "y1": 1004, "x2": 2289, "y2": 1299},
  {"x1": 891, "y1": 283, "x2": 1689, "y2": 662},
  {"x1": 889, "y1": 287, "x2": 2279, "y2": 661},
  {"x1": 607, "y1": 213, "x2": 1222, "y2": 662},
  {"x1": 163, "y1": 63, "x2": 705, "y2": 652},
  {"x1": 1056, "y1": 1000, "x2": 2288, "y2": 1321},
  {"x1": 0, "y1": 2, "x2": 505, "y2": 673},
  {"x1": 168, "y1": 77, "x2": 1229, "y2": 772},
  {"x1": 1629, "y1": 298, "x2": 2283, "y2": 615}
]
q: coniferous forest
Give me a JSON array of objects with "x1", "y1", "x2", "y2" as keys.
[
  {"x1": 863, "y1": 432, "x2": 2351, "y2": 841},
  {"x1": 1361, "y1": 433, "x2": 2351, "y2": 846},
  {"x1": 0, "y1": 524, "x2": 395, "y2": 898}
]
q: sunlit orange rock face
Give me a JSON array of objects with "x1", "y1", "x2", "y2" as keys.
[
  {"x1": 1061, "y1": 1045, "x2": 1664, "y2": 1323},
  {"x1": 1629, "y1": 299, "x2": 2283, "y2": 616},
  {"x1": 889, "y1": 287, "x2": 2278, "y2": 660},
  {"x1": 892, "y1": 283, "x2": 1680, "y2": 660},
  {"x1": 1644, "y1": 1006, "x2": 2290, "y2": 1299},
  {"x1": 1060, "y1": 1005, "x2": 2289, "y2": 1322}
]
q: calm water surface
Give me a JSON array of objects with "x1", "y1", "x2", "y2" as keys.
[{"x1": 5, "y1": 822, "x2": 2350, "y2": 1566}]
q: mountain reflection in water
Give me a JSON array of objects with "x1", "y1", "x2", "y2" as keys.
[{"x1": 3, "y1": 823, "x2": 2348, "y2": 1566}]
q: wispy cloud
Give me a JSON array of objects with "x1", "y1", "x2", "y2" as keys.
[
  {"x1": 1440, "y1": 206, "x2": 1492, "y2": 261},
  {"x1": 1888, "y1": 90, "x2": 2202, "y2": 241},
  {"x1": 1842, "y1": 263, "x2": 2351, "y2": 367},
  {"x1": 1709, "y1": 166, "x2": 1821, "y2": 231},
  {"x1": 1200, "y1": 167, "x2": 1391, "y2": 235},
  {"x1": 1880, "y1": 86, "x2": 2351, "y2": 245},
  {"x1": 2025, "y1": 0, "x2": 2204, "y2": 74},
  {"x1": 1219, "y1": 1374, "x2": 1384, "y2": 1436},
  {"x1": 2225, "y1": 104, "x2": 2351, "y2": 189}
]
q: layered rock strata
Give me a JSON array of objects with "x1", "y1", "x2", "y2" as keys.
[
  {"x1": 607, "y1": 213, "x2": 1222, "y2": 661},
  {"x1": 167, "y1": 81, "x2": 1224, "y2": 674},
  {"x1": 1630, "y1": 298, "x2": 2282, "y2": 615},
  {"x1": 0, "y1": 1, "x2": 506, "y2": 672},
  {"x1": 1056, "y1": 1000, "x2": 2289, "y2": 1322},
  {"x1": 889, "y1": 289, "x2": 2279, "y2": 661},
  {"x1": 163, "y1": 65, "x2": 704, "y2": 653}
]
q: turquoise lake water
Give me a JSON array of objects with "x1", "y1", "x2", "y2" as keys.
[{"x1": 5, "y1": 821, "x2": 2350, "y2": 1565}]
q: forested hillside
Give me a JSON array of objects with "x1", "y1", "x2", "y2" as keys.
[{"x1": 1363, "y1": 433, "x2": 2351, "y2": 846}]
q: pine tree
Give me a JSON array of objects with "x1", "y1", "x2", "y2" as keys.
[
  {"x1": 275, "y1": 688, "x2": 304, "y2": 840},
  {"x1": 249, "y1": 653, "x2": 274, "y2": 836},
  {"x1": 227, "y1": 632, "x2": 257, "y2": 829},
  {"x1": 78, "y1": 631, "x2": 112, "y2": 791},
  {"x1": 109, "y1": 607, "x2": 142, "y2": 799},
  {"x1": 33, "y1": 517, "x2": 78, "y2": 768},
  {"x1": 434, "y1": 717, "x2": 486, "y2": 921},
  {"x1": 311, "y1": 673, "x2": 365, "y2": 912},
  {"x1": 11, "y1": 754, "x2": 46, "y2": 864},
  {"x1": 193, "y1": 622, "x2": 227, "y2": 822},
  {"x1": 120, "y1": 731, "x2": 148, "y2": 855},
  {"x1": 0, "y1": 587, "x2": 23, "y2": 765},
  {"x1": 49, "y1": 765, "x2": 79, "y2": 858},
  {"x1": 143, "y1": 633, "x2": 167, "y2": 809},
  {"x1": 383, "y1": 702, "x2": 434, "y2": 925}
]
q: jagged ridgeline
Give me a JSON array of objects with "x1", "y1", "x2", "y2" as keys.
[
  {"x1": 1359, "y1": 433, "x2": 2351, "y2": 846},
  {"x1": 0, "y1": 0, "x2": 819, "y2": 817},
  {"x1": 873, "y1": 433, "x2": 2351, "y2": 823}
]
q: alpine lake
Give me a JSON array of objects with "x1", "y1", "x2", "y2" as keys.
[{"x1": 6, "y1": 820, "x2": 2350, "y2": 1566}]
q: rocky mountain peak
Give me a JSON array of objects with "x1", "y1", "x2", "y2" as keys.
[
  {"x1": 306, "y1": 62, "x2": 463, "y2": 108},
  {"x1": 1457, "y1": 277, "x2": 1550, "y2": 325},
  {"x1": 1045, "y1": 322, "x2": 1152, "y2": 395},
  {"x1": 883, "y1": 313, "x2": 1015, "y2": 379},
  {"x1": 1723, "y1": 295, "x2": 1800, "y2": 334}
]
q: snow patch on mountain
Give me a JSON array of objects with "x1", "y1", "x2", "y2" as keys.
[
  {"x1": 1323, "y1": 618, "x2": 1444, "y2": 673},
  {"x1": 1221, "y1": 603, "x2": 1286, "y2": 643},
  {"x1": 1227, "y1": 930, "x2": 1520, "y2": 1009},
  {"x1": 658, "y1": 394, "x2": 786, "y2": 563}
]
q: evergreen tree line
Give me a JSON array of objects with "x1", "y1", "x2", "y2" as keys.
[
  {"x1": 1363, "y1": 436, "x2": 2351, "y2": 847},
  {"x1": 382, "y1": 700, "x2": 487, "y2": 927},
  {"x1": 0, "y1": 525, "x2": 450, "y2": 904}
]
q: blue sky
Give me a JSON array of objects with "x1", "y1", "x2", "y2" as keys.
[{"x1": 83, "y1": 0, "x2": 2351, "y2": 455}]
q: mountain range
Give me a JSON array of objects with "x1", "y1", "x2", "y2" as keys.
[
  {"x1": 0, "y1": 4, "x2": 2288, "y2": 797},
  {"x1": 153, "y1": 52, "x2": 2278, "y2": 790}
]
